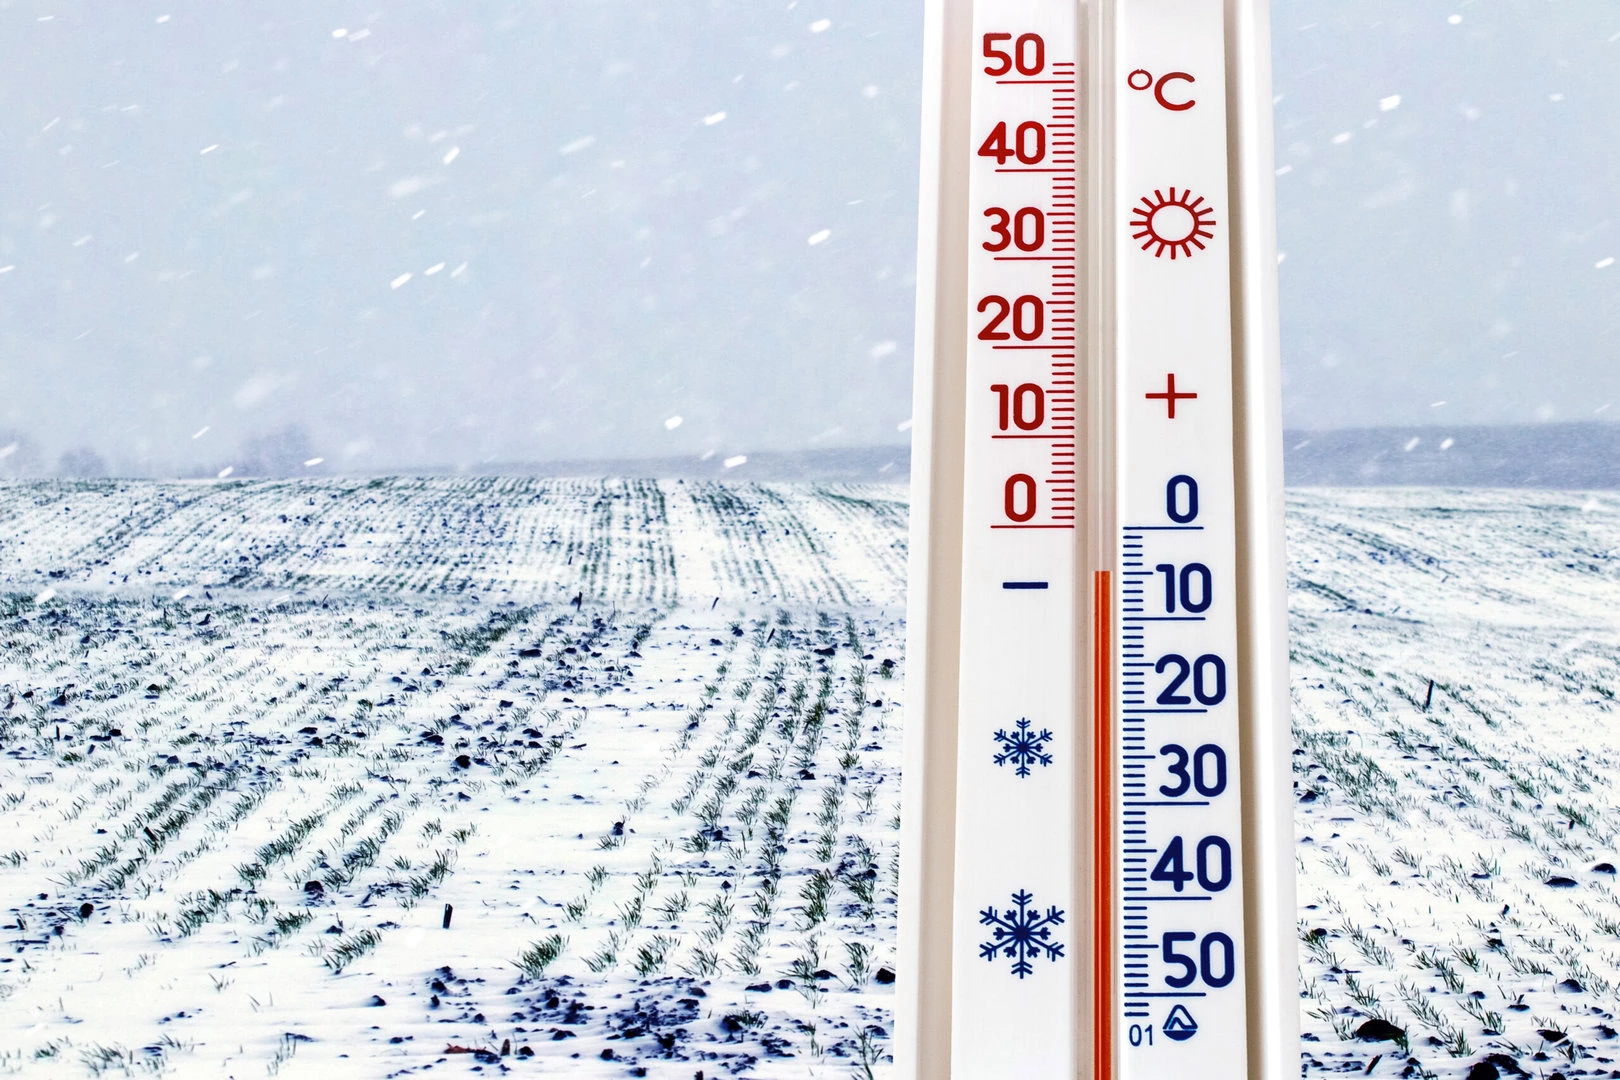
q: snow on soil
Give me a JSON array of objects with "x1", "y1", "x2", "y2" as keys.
[
  {"x1": 7, "y1": 479, "x2": 1620, "y2": 1079},
  {"x1": 1289, "y1": 488, "x2": 1620, "y2": 1079},
  {"x1": 0, "y1": 478, "x2": 906, "y2": 1078}
]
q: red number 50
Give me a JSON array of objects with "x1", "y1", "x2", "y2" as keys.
[{"x1": 983, "y1": 33, "x2": 1046, "y2": 77}]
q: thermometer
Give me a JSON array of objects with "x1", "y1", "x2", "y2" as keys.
[{"x1": 899, "y1": 1, "x2": 1296, "y2": 1077}]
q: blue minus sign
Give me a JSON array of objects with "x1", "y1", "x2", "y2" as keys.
[{"x1": 1002, "y1": 581, "x2": 1049, "y2": 590}]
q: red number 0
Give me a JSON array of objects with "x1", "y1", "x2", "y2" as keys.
[{"x1": 1005, "y1": 474, "x2": 1037, "y2": 522}]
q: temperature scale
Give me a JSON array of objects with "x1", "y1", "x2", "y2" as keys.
[{"x1": 899, "y1": 1, "x2": 1296, "y2": 1077}]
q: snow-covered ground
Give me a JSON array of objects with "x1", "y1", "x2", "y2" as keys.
[
  {"x1": 0, "y1": 478, "x2": 907, "y2": 1078},
  {"x1": 1289, "y1": 488, "x2": 1620, "y2": 1079},
  {"x1": 6, "y1": 479, "x2": 1620, "y2": 1079}
]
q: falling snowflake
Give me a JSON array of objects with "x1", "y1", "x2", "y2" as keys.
[
  {"x1": 979, "y1": 889, "x2": 1065, "y2": 978},
  {"x1": 993, "y1": 718, "x2": 1053, "y2": 777}
]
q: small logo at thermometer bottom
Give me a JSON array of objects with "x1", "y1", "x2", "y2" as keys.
[{"x1": 1163, "y1": 1004, "x2": 1199, "y2": 1042}]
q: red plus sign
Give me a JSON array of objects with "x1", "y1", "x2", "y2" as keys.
[{"x1": 1145, "y1": 373, "x2": 1197, "y2": 419}]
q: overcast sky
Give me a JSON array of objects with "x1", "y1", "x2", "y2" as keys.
[
  {"x1": 1274, "y1": 0, "x2": 1620, "y2": 432},
  {"x1": 0, "y1": 0, "x2": 1615, "y2": 476}
]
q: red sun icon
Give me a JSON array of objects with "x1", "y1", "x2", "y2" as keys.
[{"x1": 1129, "y1": 187, "x2": 1217, "y2": 259}]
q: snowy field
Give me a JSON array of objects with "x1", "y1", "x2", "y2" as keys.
[
  {"x1": 0, "y1": 478, "x2": 907, "y2": 1078},
  {"x1": 1288, "y1": 488, "x2": 1620, "y2": 1080},
  {"x1": 5, "y1": 480, "x2": 1620, "y2": 1079}
]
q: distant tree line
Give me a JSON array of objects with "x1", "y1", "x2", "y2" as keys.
[{"x1": 0, "y1": 424, "x2": 327, "y2": 480}]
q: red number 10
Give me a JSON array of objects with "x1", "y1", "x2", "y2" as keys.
[{"x1": 990, "y1": 383, "x2": 1046, "y2": 431}]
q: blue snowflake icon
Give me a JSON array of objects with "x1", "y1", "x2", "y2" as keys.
[
  {"x1": 979, "y1": 889, "x2": 1066, "y2": 978},
  {"x1": 992, "y1": 718, "x2": 1054, "y2": 777}
]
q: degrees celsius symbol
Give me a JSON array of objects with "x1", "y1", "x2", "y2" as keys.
[{"x1": 1127, "y1": 67, "x2": 1198, "y2": 112}]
